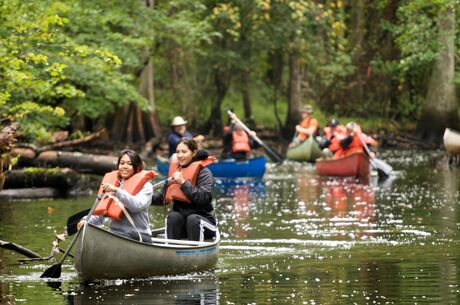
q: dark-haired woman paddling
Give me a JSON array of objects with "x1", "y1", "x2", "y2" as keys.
[
  {"x1": 78, "y1": 149, "x2": 156, "y2": 243},
  {"x1": 152, "y1": 138, "x2": 218, "y2": 241}
]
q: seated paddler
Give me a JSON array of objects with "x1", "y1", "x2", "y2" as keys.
[
  {"x1": 221, "y1": 112, "x2": 260, "y2": 161},
  {"x1": 77, "y1": 149, "x2": 156, "y2": 243},
  {"x1": 289, "y1": 104, "x2": 319, "y2": 148},
  {"x1": 151, "y1": 137, "x2": 218, "y2": 242}
]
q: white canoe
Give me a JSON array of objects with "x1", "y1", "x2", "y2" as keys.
[
  {"x1": 443, "y1": 128, "x2": 460, "y2": 153},
  {"x1": 74, "y1": 224, "x2": 220, "y2": 281}
]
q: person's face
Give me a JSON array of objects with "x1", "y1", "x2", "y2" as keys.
[
  {"x1": 176, "y1": 142, "x2": 196, "y2": 167},
  {"x1": 301, "y1": 112, "x2": 311, "y2": 119},
  {"x1": 173, "y1": 125, "x2": 187, "y2": 135},
  {"x1": 118, "y1": 154, "x2": 135, "y2": 180}
]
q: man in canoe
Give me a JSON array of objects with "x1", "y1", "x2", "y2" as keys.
[
  {"x1": 151, "y1": 138, "x2": 218, "y2": 242},
  {"x1": 329, "y1": 121, "x2": 376, "y2": 159},
  {"x1": 318, "y1": 118, "x2": 346, "y2": 157},
  {"x1": 289, "y1": 104, "x2": 319, "y2": 148},
  {"x1": 167, "y1": 116, "x2": 205, "y2": 158},
  {"x1": 221, "y1": 112, "x2": 260, "y2": 161},
  {"x1": 77, "y1": 149, "x2": 155, "y2": 243}
]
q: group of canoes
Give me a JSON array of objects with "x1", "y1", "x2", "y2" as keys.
[{"x1": 44, "y1": 109, "x2": 387, "y2": 282}]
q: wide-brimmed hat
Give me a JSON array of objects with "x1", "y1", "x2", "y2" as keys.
[
  {"x1": 171, "y1": 116, "x2": 187, "y2": 126},
  {"x1": 301, "y1": 104, "x2": 314, "y2": 114}
]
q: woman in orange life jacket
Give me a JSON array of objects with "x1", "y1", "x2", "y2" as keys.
[
  {"x1": 288, "y1": 104, "x2": 319, "y2": 148},
  {"x1": 221, "y1": 112, "x2": 259, "y2": 161},
  {"x1": 77, "y1": 149, "x2": 155, "y2": 243},
  {"x1": 329, "y1": 121, "x2": 376, "y2": 160},
  {"x1": 151, "y1": 138, "x2": 217, "y2": 241}
]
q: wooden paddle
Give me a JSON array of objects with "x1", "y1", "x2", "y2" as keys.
[
  {"x1": 40, "y1": 194, "x2": 103, "y2": 278},
  {"x1": 65, "y1": 178, "x2": 171, "y2": 236},
  {"x1": 358, "y1": 134, "x2": 393, "y2": 178},
  {"x1": 226, "y1": 109, "x2": 284, "y2": 164}
]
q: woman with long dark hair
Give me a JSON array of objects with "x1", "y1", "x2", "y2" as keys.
[
  {"x1": 152, "y1": 138, "x2": 217, "y2": 241},
  {"x1": 78, "y1": 149, "x2": 156, "y2": 243}
]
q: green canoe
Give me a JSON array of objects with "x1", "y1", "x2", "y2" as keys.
[{"x1": 286, "y1": 136, "x2": 324, "y2": 162}]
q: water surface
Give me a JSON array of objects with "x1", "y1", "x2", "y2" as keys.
[{"x1": 1, "y1": 150, "x2": 460, "y2": 304}]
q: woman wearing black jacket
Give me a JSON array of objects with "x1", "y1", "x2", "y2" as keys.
[{"x1": 152, "y1": 137, "x2": 217, "y2": 241}]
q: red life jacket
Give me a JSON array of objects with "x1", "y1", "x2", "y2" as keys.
[
  {"x1": 164, "y1": 156, "x2": 216, "y2": 204},
  {"x1": 231, "y1": 130, "x2": 251, "y2": 153},
  {"x1": 94, "y1": 170, "x2": 157, "y2": 220}
]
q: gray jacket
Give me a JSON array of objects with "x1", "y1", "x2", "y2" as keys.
[{"x1": 88, "y1": 181, "x2": 153, "y2": 236}]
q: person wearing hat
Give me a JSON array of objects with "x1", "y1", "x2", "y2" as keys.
[
  {"x1": 289, "y1": 104, "x2": 319, "y2": 147},
  {"x1": 329, "y1": 121, "x2": 376, "y2": 159},
  {"x1": 318, "y1": 118, "x2": 346, "y2": 157},
  {"x1": 167, "y1": 116, "x2": 204, "y2": 158}
]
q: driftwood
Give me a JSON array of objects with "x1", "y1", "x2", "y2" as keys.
[
  {"x1": 16, "y1": 129, "x2": 107, "y2": 154},
  {"x1": 0, "y1": 240, "x2": 41, "y2": 259},
  {"x1": 1, "y1": 234, "x2": 68, "y2": 263},
  {"x1": 0, "y1": 187, "x2": 62, "y2": 200},
  {"x1": 4, "y1": 168, "x2": 78, "y2": 189},
  {"x1": 12, "y1": 149, "x2": 118, "y2": 175}
]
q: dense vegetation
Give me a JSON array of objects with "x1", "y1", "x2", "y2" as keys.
[{"x1": 1, "y1": 0, "x2": 459, "y2": 144}]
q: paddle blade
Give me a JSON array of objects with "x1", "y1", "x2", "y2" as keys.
[
  {"x1": 371, "y1": 158, "x2": 393, "y2": 178},
  {"x1": 40, "y1": 263, "x2": 62, "y2": 278},
  {"x1": 66, "y1": 209, "x2": 90, "y2": 236}
]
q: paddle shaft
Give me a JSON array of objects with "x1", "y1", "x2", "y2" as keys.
[
  {"x1": 358, "y1": 133, "x2": 392, "y2": 177},
  {"x1": 226, "y1": 109, "x2": 284, "y2": 163},
  {"x1": 66, "y1": 178, "x2": 170, "y2": 236},
  {"x1": 59, "y1": 195, "x2": 102, "y2": 263}
]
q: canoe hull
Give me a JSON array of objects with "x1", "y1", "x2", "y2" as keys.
[
  {"x1": 316, "y1": 152, "x2": 370, "y2": 177},
  {"x1": 443, "y1": 128, "x2": 460, "y2": 153},
  {"x1": 75, "y1": 224, "x2": 219, "y2": 281},
  {"x1": 286, "y1": 137, "x2": 323, "y2": 162},
  {"x1": 157, "y1": 156, "x2": 266, "y2": 179}
]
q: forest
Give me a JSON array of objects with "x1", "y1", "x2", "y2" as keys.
[{"x1": 1, "y1": 0, "x2": 459, "y2": 146}]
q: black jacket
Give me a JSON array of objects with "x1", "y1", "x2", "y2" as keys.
[{"x1": 152, "y1": 150, "x2": 215, "y2": 224}]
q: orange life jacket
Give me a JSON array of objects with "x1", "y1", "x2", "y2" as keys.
[
  {"x1": 332, "y1": 125, "x2": 375, "y2": 159},
  {"x1": 94, "y1": 170, "x2": 157, "y2": 220},
  {"x1": 231, "y1": 130, "x2": 251, "y2": 153},
  {"x1": 164, "y1": 156, "x2": 216, "y2": 204},
  {"x1": 297, "y1": 117, "x2": 318, "y2": 141}
]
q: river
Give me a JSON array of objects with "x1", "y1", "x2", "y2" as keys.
[{"x1": 1, "y1": 150, "x2": 460, "y2": 304}]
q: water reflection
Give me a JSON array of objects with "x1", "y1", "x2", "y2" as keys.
[
  {"x1": 67, "y1": 277, "x2": 219, "y2": 305},
  {"x1": 215, "y1": 178, "x2": 265, "y2": 239}
]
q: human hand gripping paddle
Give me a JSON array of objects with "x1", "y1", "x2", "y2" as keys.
[
  {"x1": 41, "y1": 178, "x2": 171, "y2": 279},
  {"x1": 358, "y1": 134, "x2": 393, "y2": 178},
  {"x1": 226, "y1": 109, "x2": 284, "y2": 164}
]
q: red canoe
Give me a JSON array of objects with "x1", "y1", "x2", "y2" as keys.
[{"x1": 315, "y1": 152, "x2": 370, "y2": 177}]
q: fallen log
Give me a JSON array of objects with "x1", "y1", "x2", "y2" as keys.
[
  {"x1": 0, "y1": 240, "x2": 41, "y2": 259},
  {"x1": 15, "y1": 129, "x2": 107, "y2": 154},
  {"x1": 12, "y1": 149, "x2": 118, "y2": 175},
  {"x1": 0, "y1": 187, "x2": 62, "y2": 200},
  {"x1": 4, "y1": 168, "x2": 78, "y2": 189}
]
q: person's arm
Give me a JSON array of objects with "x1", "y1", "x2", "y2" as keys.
[
  {"x1": 151, "y1": 184, "x2": 167, "y2": 206},
  {"x1": 115, "y1": 182, "x2": 153, "y2": 213},
  {"x1": 180, "y1": 167, "x2": 213, "y2": 206},
  {"x1": 339, "y1": 135, "x2": 353, "y2": 148}
]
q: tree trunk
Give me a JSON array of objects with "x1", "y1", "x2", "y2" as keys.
[
  {"x1": 416, "y1": 6, "x2": 458, "y2": 144},
  {"x1": 283, "y1": 45, "x2": 302, "y2": 139},
  {"x1": 207, "y1": 68, "x2": 230, "y2": 136},
  {"x1": 4, "y1": 168, "x2": 78, "y2": 189},
  {"x1": 349, "y1": 0, "x2": 365, "y2": 105}
]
